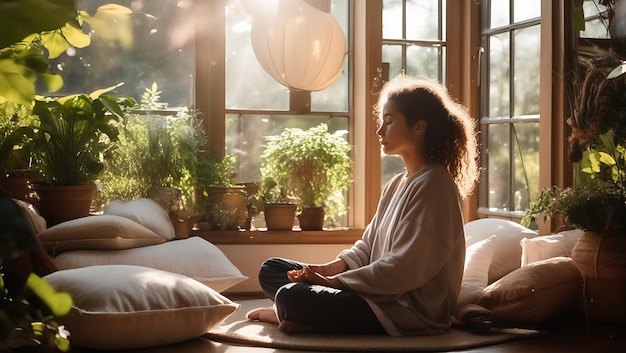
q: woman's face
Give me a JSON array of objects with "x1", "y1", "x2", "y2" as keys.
[{"x1": 376, "y1": 99, "x2": 421, "y2": 156}]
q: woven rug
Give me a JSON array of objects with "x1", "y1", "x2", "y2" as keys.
[{"x1": 204, "y1": 299, "x2": 539, "y2": 352}]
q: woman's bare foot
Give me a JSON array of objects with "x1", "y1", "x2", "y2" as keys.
[{"x1": 246, "y1": 306, "x2": 279, "y2": 324}]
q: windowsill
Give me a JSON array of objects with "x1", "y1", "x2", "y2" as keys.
[{"x1": 191, "y1": 228, "x2": 363, "y2": 244}]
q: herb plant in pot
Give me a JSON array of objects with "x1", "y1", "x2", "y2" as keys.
[
  {"x1": 195, "y1": 154, "x2": 249, "y2": 231},
  {"x1": 524, "y1": 136, "x2": 626, "y2": 324},
  {"x1": 0, "y1": 102, "x2": 35, "y2": 201},
  {"x1": 30, "y1": 85, "x2": 135, "y2": 226},
  {"x1": 98, "y1": 84, "x2": 206, "y2": 237},
  {"x1": 250, "y1": 177, "x2": 296, "y2": 231},
  {"x1": 260, "y1": 123, "x2": 352, "y2": 230}
]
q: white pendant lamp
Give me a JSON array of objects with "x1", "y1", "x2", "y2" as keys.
[{"x1": 241, "y1": 0, "x2": 346, "y2": 91}]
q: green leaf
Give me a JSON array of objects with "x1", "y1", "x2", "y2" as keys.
[
  {"x1": 80, "y1": 4, "x2": 134, "y2": 48},
  {"x1": 38, "y1": 72, "x2": 64, "y2": 93},
  {"x1": 572, "y1": 5, "x2": 585, "y2": 31},
  {"x1": 60, "y1": 22, "x2": 91, "y2": 49},
  {"x1": 0, "y1": 0, "x2": 77, "y2": 49},
  {"x1": 0, "y1": 59, "x2": 35, "y2": 106},
  {"x1": 26, "y1": 273, "x2": 73, "y2": 317},
  {"x1": 598, "y1": 151, "x2": 617, "y2": 166},
  {"x1": 39, "y1": 29, "x2": 72, "y2": 59}
]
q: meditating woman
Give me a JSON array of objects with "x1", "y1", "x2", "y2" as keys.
[{"x1": 247, "y1": 76, "x2": 480, "y2": 335}]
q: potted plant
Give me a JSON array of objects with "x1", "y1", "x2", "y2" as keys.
[
  {"x1": 0, "y1": 102, "x2": 35, "y2": 200},
  {"x1": 249, "y1": 177, "x2": 296, "y2": 231},
  {"x1": 195, "y1": 153, "x2": 249, "y2": 231},
  {"x1": 260, "y1": 123, "x2": 352, "y2": 230},
  {"x1": 523, "y1": 8, "x2": 626, "y2": 320},
  {"x1": 98, "y1": 83, "x2": 206, "y2": 236},
  {"x1": 523, "y1": 133, "x2": 626, "y2": 323},
  {"x1": 29, "y1": 85, "x2": 135, "y2": 226}
]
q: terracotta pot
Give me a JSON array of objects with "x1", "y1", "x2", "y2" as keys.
[
  {"x1": 171, "y1": 216, "x2": 195, "y2": 239},
  {"x1": 264, "y1": 203, "x2": 296, "y2": 231},
  {"x1": 297, "y1": 206, "x2": 325, "y2": 231},
  {"x1": 571, "y1": 231, "x2": 626, "y2": 323},
  {"x1": 33, "y1": 183, "x2": 96, "y2": 227},
  {"x1": 206, "y1": 185, "x2": 248, "y2": 230}
]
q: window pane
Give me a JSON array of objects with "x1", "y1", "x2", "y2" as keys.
[
  {"x1": 406, "y1": 0, "x2": 440, "y2": 41},
  {"x1": 489, "y1": 33, "x2": 510, "y2": 118},
  {"x1": 513, "y1": 25, "x2": 541, "y2": 117},
  {"x1": 225, "y1": 114, "x2": 349, "y2": 227},
  {"x1": 226, "y1": 0, "x2": 289, "y2": 110},
  {"x1": 382, "y1": 44, "x2": 404, "y2": 79},
  {"x1": 406, "y1": 45, "x2": 441, "y2": 80},
  {"x1": 311, "y1": 0, "x2": 350, "y2": 113},
  {"x1": 487, "y1": 124, "x2": 511, "y2": 211},
  {"x1": 382, "y1": 0, "x2": 403, "y2": 39},
  {"x1": 381, "y1": 155, "x2": 404, "y2": 189},
  {"x1": 225, "y1": 114, "x2": 349, "y2": 183},
  {"x1": 44, "y1": 0, "x2": 194, "y2": 107},
  {"x1": 580, "y1": 1, "x2": 610, "y2": 39},
  {"x1": 513, "y1": 122, "x2": 540, "y2": 212},
  {"x1": 513, "y1": 0, "x2": 540, "y2": 23},
  {"x1": 490, "y1": 0, "x2": 509, "y2": 28}
]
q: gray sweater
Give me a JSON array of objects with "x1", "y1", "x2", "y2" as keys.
[{"x1": 337, "y1": 163, "x2": 465, "y2": 336}]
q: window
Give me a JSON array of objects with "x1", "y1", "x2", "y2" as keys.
[
  {"x1": 44, "y1": 0, "x2": 195, "y2": 107},
  {"x1": 224, "y1": 0, "x2": 352, "y2": 228},
  {"x1": 381, "y1": 0, "x2": 447, "y2": 186},
  {"x1": 35, "y1": 0, "x2": 478, "y2": 230},
  {"x1": 479, "y1": 0, "x2": 541, "y2": 217}
]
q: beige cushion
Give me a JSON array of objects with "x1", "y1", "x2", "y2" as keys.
[
  {"x1": 464, "y1": 218, "x2": 538, "y2": 283},
  {"x1": 520, "y1": 229, "x2": 583, "y2": 266},
  {"x1": 37, "y1": 215, "x2": 165, "y2": 255},
  {"x1": 13, "y1": 198, "x2": 47, "y2": 234},
  {"x1": 53, "y1": 237, "x2": 248, "y2": 292},
  {"x1": 104, "y1": 198, "x2": 175, "y2": 240},
  {"x1": 477, "y1": 257, "x2": 582, "y2": 325},
  {"x1": 44, "y1": 265, "x2": 240, "y2": 350},
  {"x1": 457, "y1": 235, "x2": 496, "y2": 309}
]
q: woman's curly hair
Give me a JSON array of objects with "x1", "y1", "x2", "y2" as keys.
[{"x1": 375, "y1": 76, "x2": 480, "y2": 199}]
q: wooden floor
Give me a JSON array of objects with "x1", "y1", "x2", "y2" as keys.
[{"x1": 71, "y1": 314, "x2": 626, "y2": 353}]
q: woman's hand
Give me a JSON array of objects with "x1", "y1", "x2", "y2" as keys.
[
  {"x1": 287, "y1": 266, "x2": 345, "y2": 289},
  {"x1": 308, "y1": 258, "x2": 347, "y2": 277}
]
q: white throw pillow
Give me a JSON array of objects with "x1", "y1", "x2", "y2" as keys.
[
  {"x1": 104, "y1": 198, "x2": 175, "y2": 240},
  {"x1": 520, "y1": 229, "x2": 583, "y2": 266},
  {"x1": 53, "y1": 237, "x2": 248, "y2": 292},
  {"x1": 457, "y1": 235, "x2": 497, "y2": 309},
  {"x1": 44, "y1": 265, "x2": 240, "y2": 350},
  {"x1": 464, "y1": 218, "x2": 538, "y2": 283},
  {"x1": 37, "y1": 215, "x2": 165, "y2": 255}
]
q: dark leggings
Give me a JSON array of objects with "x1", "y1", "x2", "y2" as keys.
[{"x1": 258, "y1": 257, "x2": 386, "y2": 334}]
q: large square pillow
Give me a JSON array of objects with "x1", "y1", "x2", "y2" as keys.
[
  {"x1": 104, "y1": 198, "x2": 175, "y2": 240},
  {"x1": 36, "y1": 215, "x2": 165, "y2": 255},
  {"x1": 44, "y1": 265, "x2": 240, "y2": 350},
  {"x1": 476, "y1": 257, "x2": 582, "y2": 325},
  {"x1": 464, "y1": 218, "x2": 538, "y2": 283},
  {"x1": 520, "y1": 229, "x2": 583, "y2": 266},
  {"x1": 53, "y1": 237, "x2": 248, "y2": 292}
]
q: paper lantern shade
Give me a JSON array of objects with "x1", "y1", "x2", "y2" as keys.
[{"x1": 243, "y1": 0, "x2": 346, "y2": 92}]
